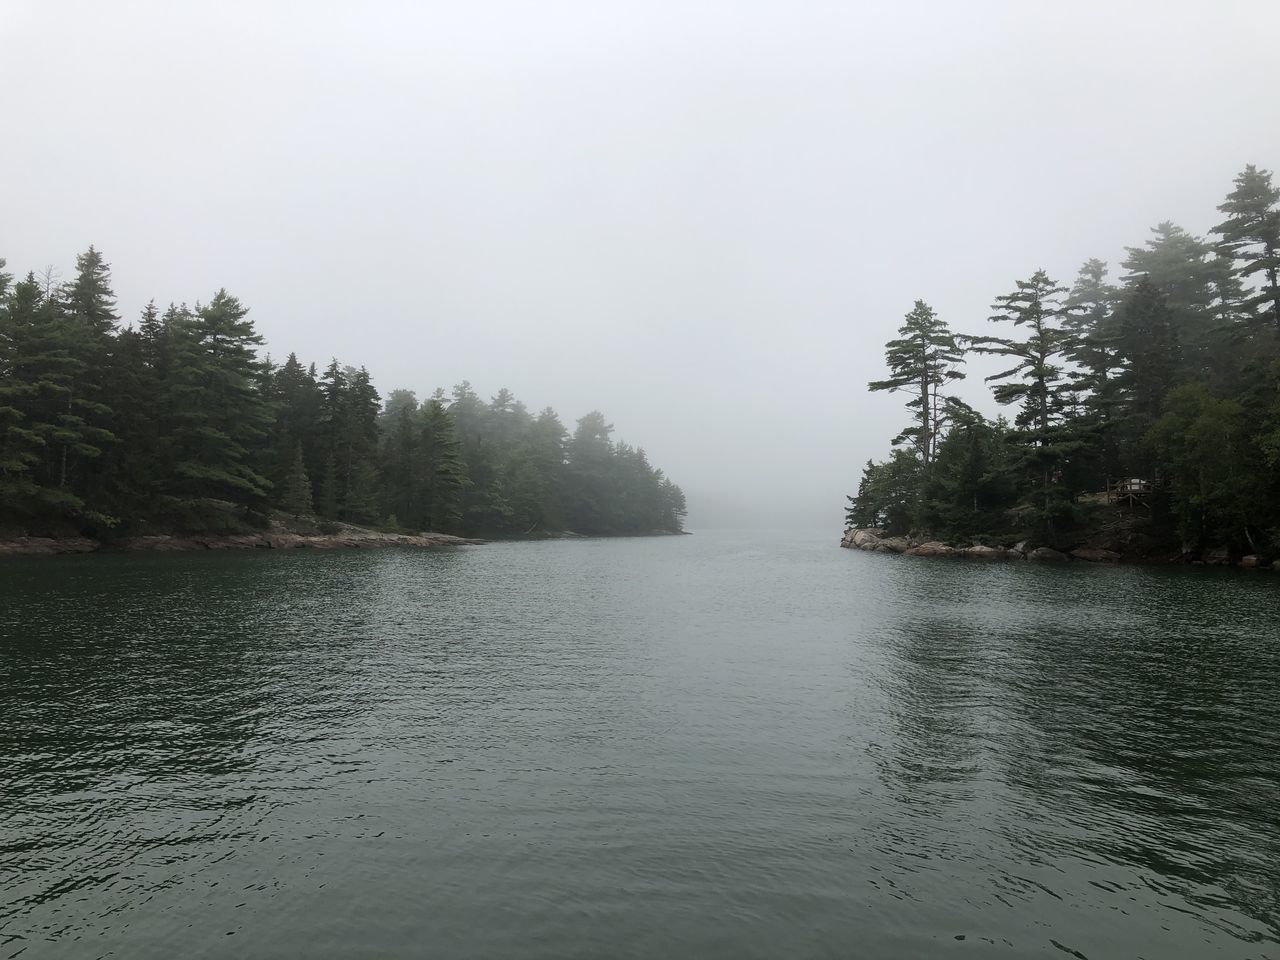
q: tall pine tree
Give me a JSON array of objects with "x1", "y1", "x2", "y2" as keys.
[
  {"x1": 1212, "y1": 164, "x2": 1280, "y2": 338},
  {"x1": 867, "y1": 300, "x2": 966, "y2": 472},
  {"x1": 968, "y1": 270, "x2": 1081, "y2": 539},
  {"x1": 161, "y1": 290, "x2": 272, "y2": 528}
]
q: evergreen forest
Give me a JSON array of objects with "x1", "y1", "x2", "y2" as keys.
[
  {"x1": 847, "y1": 164, "x2": 1280, "y2": 559},
  {"x1": 0, "y1": 255, "x2": 687, "y2": 540}
]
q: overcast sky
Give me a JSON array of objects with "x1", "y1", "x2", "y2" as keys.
[{"x1": 2, "y1": 1, "x2": 1277, "y2": 530}]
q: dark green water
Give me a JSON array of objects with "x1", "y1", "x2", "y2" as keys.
[{"x1": 2, "y1": 532, "x2": 1278, "y2": 959}]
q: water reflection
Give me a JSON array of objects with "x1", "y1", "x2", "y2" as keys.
[
  {"x1": 0, "y1": 550, "x2": 408, "y2": 943},
  {"x1": 872, "y1": 560, "x2": 1280, "y2": 950}
]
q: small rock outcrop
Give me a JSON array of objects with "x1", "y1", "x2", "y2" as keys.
[
  {"x1": 905, "y1": 541, "x2": 956, "y2": 558},
  {"x1": 877, "y1": 536, "x2": 914, "y2": 553},
  {"x1": 839, "y1": 529, "x2": 880, "y2": 552},
  {"x1": 1027, "y1": 546, "x2": 1069, "y2": 563},
  {"x1": 963, "y1": 545, "x2": 1007, "y2": 560}
]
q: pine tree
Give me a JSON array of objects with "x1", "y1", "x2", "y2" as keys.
[
  {"x1": 138, "y1": 299, "x2": 163, "y2": 350},
  {"x1": 1112, "y1": 277, "x2": 1181, "y2": 471},
  {"x1": 378, "y1": 389, "x2": 424, "y2": 528},
  {"x1": 845, "y1": 462, "x2": 879, "y2": 530},
  {"x1": 278, "y1": 441, "x2": 314, "y2": 515},
  {"x1": 161, "y1": 290, "x2": 271, "y2": 528},
  {"x1": 337, "y1": 367, "x2": 381, "y2": 522},
  {"x1": 918, "y1": 403, "x2": 1018, "y2": 541},
  {"x1": 1064, "y1": 259, "x2": 1122, "y2": 486},
  {"x1": 867, "y1": 300, "x2": 966, "y2": 471},
  {"x1": 1149, "y1": 384, "x2": 1255, "y2": 551},
  {"x1": 0, "y1": 269, "x2": 46, "y2": 522},
  {"x1": 448, "y1": 380, "x2": 499, "y2": 530},
  {"x1": 95, "y1": 321, "x2": 155, "y2": 523},
  {"x1": 501, "y1": 449, "x2": 548, "y2": 534},
  {"x1": 1064, "y1": 259, "x2": 1119, "y2": 395},
  {"x1": 53, "y1": 249, "x2": 120, "y2": 518},
  {"x1": 1122, "y1": 222, "x2": 1229, "y2": 374},
  {"x1": 266, "y1": 352, "x2": 323, "y2": 505},
  {"x1": 316, "y1": 361, "x2": 381, "y2": 521},
  {"x1": 343, "y1": 460, "x2": 381, "y2": 524},
  {"x1": 420, "y1": 397, "x2": 464, "y2": 532},
  {"x1": 317, "y1": 454, "x2": 339, "y2": 520},
  {"x1": 844, "y1": 450, "x2": 921, "y2": 535},
  {"x1": 1212, "y1": 164, "x2": 1280, "y2": 337},
  {"x1": 0, "y1": 273, "x2": 112, "y2": 526},
  {"x1": 566, "y1": 411, "x2": 617, "y2": 534},
  {"x1": 967, "y1": 270, "x2": 1082, "y2": 539},
  {"x1": 658, "y1": 476, "x2": 687, "y2": 532},
  {"x1": 60, "y1": 248, "x2": 120, "y2": 514},
  {"x1": 62, "y1": 246, "x2": 119, "y2": 340},
  {"x1": 529, "y1": 407, "x2": 569, "y2": 531}
]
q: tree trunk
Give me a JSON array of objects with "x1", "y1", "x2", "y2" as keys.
[{"x1": 920, "y1": 365, "x2": 931, "y2": 469}]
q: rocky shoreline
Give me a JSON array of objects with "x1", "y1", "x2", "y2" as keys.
[
  {"x1": 0, "y1": 524, "x2": 692, "y2": 557},
  {"x1": 840, "y1": 528, "x2": 1280, "y2": 572},
  {"x1": 0, "y1": 526, "x2": 485, "y2": 557}
]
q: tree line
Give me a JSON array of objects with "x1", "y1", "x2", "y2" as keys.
[
  {"x1": 848, "y1": 164, "x2": 1280, "y2": 557},
  {"x1": 0, "y1": 254, "x2": 687, "y2": 538}
]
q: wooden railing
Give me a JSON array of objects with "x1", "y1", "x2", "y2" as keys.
[{"x1": 1106, "y1": 477, "x2": 1156, "y2": 508}]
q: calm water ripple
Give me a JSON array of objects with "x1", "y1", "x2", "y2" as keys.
[{"x1": 1, "y1": 532, "x2": 1278, "y2": 958}]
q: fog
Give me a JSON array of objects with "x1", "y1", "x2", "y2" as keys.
[{"x1": 2, "y1": 1, "x2": 1277, "y2": 530}]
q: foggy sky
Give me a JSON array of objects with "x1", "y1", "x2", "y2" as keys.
[{"x1": 3, "y1": 1, "x2": 1278, "y2": 530}]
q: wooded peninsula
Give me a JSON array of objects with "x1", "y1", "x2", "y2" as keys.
[
  {"x1": 0, "y1": 256, "x2": 687, "y2": 545},
  {"x1": 846, "y1": 164, "x2": 1280, "y2": 567}
]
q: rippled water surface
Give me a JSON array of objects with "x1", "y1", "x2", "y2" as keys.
[{"x1": 2, "y1": 532, "x2": 1279, "y2": 959}]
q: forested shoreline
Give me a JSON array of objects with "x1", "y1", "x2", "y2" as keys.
[
  {"x1": 847, "y1": 164, "x2": 1280, "y2": 564},
  {"x1": 0, "y1": 254, "x2": 687, "y2": 541}
]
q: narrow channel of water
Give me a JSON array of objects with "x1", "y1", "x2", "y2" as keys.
[{"x1": 2, "y1": 532, "x2": 1277, "y2": 958}]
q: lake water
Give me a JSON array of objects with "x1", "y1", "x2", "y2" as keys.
[{"x1": 2, "y1": 532, "x2": 1278, "y2": 959}]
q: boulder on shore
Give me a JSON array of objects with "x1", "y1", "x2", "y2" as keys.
[
  {"x1": 905, "y1": 541, "x2": 955, "y2": 558},
  {"x1": 1070, "y1": 547, "x2": 1121, "y2": 563},
  {"x1": 963, "y1": 544, "x2": 1008, "y2": 560},
  {"x1": 877, "y1": 536, "x2": 914, "y2": 553},
  {"x1": 1027, "y1": 546, "x2": 1069, "y2": 563},
  {"x1": 845, "y1": 529, "x2": 882, "y2": 549},
  {"x1": 1239, "y1": 555, "x2": 1262, "y2": 569}
]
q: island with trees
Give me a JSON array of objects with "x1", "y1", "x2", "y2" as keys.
[
  {"x1": 844, "y1": 164, "x2": 1280, "y2": 570},
  {"x1": 0, "y1": 254, "x2": 687, "y2": 554}
]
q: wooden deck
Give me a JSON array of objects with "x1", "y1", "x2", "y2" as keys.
[{"x1": 1107, "y1": 478, "x2": 1155, "y2": 509}]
